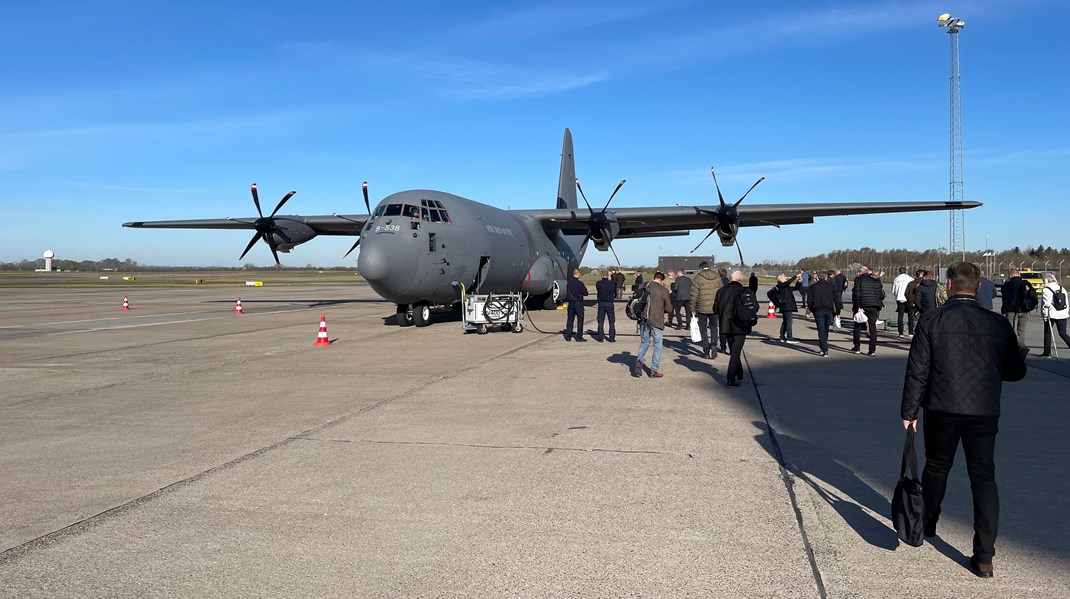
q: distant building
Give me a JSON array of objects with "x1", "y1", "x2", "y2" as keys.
[
  {"x1": 658, "y1": 255, "x2": 714, "y2": 275},
  {"x1": 35, "y1": 249, "x2": 55, "y2": 272}
]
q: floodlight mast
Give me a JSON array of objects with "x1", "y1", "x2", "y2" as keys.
[{"x1": 938, "y1": 13, "x2": 967, "y2": 262}]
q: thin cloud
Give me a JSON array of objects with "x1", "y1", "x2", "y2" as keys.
[{"x1": 665, "y1": 155, "x2": 941, "y2": 185}]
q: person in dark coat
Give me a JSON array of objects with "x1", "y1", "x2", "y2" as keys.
[
  {"x1": 632, "y1": 271, "x2": 644, "y2": 292},
  {"x1": 851, "y1": 266, "x2": 885, "y2": 355},
  {"x1": 634, "y1": 272, "x2": 673, "y2": 378},
  {"x1": 714, "y1": 271, "x2": 752, "y2": 387},
  {"x1": 1000, "y1": 268, "x2": 1034, "y2": 348},
  {"x1": 914, "y1": 272, "x2": 939, "y2": 315},
  {"x1": 976, "y1": 275, "x2": 997, "y2": 311},
  {"x1": 808, "y1": 272, "x2": 838, "y2": 356},
  {"x1": 673, "y1": 269, "x2": 693, "y2": 330},
  {"x1": 833, "y1": 269, "x2": 848, "y2": 322},
  {"x1": 612, "y1": 270, "x2": 627, "y2": 299},
  {"x1": 594, "y1": 270, "x2": 616, "y2": 342},
  {"x1": 564, "y1": 268, "x2": 588, "y2": 341},
  {"x1": 775, "y1": 273, "x2": 800, "y2": 343},
  {"x1": 748, "y1": 272, "x2": 759, "y2": 294},
  {"x1": 901, "y1": 261, "x2": 1027, "y2": 579}
]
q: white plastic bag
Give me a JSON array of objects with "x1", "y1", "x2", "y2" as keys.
[
  {"x1": 833, "y1": 315, "x2": 842, "y2": 330},
  {"x1": 690, "y1": 316, "x2": 702, "y2": 342},
  {"x1": 853, "y1": 309, "x2": 868, "y2": 324}
]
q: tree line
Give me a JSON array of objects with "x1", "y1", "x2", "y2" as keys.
[{"x1": 0, "y1": 257, "x2": 356, "y2": 272}]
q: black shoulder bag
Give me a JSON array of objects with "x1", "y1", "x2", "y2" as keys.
[{"x1": 891, "y1": 428, "x2": 925, "y2": 547}]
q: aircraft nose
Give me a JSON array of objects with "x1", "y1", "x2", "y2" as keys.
[{"x1": 357, "y1": 238, "x2": 390, "y2": 282}]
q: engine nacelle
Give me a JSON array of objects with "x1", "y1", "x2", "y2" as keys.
[
  {"x1": 270, "y1": 220, "x2": 318, "y2": 252},
  {"x1": 589, "y1": 216, "x2": 621, "y2": 252},
  {"x1": 716, "y1": 222, "x2": 739, "y2": 247}
]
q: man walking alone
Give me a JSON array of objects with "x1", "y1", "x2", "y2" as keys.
[
  {"x1": 851, "y1": 266, "x2": 885, "y2": 355},
  {"x1": 690, "y1": 261, "x2": 723, "y2": 358},
  {"x1": 808, "y1": 271, "x2": 837, "y2": 357},
  {"x1": 901, "y1": 261, "x2": 1027, "y2": 578},
  {"x1": 714, "y1": 271, "x2": 753, "y2": 387},
  {"x1": 892, "y1": 266, "x2": 915, "y2": 338},
  {"x1": 634, "y1": 272, "x2": 673, "y2": 378}
]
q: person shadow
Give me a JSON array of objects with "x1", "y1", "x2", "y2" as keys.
[{"x1": 752, "y1": 420, "x2": 901, "y2": 551}]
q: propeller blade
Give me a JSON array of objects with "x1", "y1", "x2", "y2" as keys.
[
  {"x1": 250, "y1": 183, "x2": 263, "y2": 218},
  {"x1": 270, "y1": 191, "x2": 297, "y2": 217},
  {"x1": 601, "y1": 179, "x2": 626, "y2": 213},
  {"x1": 343, "y1": 238, "x2": 361, "y2": 258},
  {"x1": 733, "y1": 177, "x2": 766, "y2": 208},
  {"x1": 607, "y1": 241, "x2": 621, "y2": 266},
  {"x1": 239, "y1": 232, "x2": 262, "y2": 261},
  {"x1": 710, "y1": 167, "x2": 726, "y2": 207},
  {"x1": 735, "y1": 238, "x2": 745, "y2": 266},
  {"x1": 362, "y1": 181, "x2": 370, "y2": 214},
  {"x1": 575, "y1": 178, "x2": 595, "y2": 215},
  {"x1": 690, "y1": 228, "x2": 718, "y2": 253},
  {"x1": 268, "y1": 242, "x2": 281, "y2": 267}
]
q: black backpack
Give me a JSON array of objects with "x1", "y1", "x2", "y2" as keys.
[
  {"x1": 1020, "y1": 283, "x2": 1039, "y2": 313},
  {"x1": 626, "y1": 285, "x2": 650, "y2": 322},
  {"x1": 766, "y1": 287, "x2": 782, "y2": 309},
  {"x1": 1052, "y1": 285, "x2": 1068, "y2": 312},
  {"x1": 734, "y1": 288, "x2": 761, "y2": 328}
]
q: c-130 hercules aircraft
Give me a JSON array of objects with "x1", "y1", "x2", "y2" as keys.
[{"x1": 124, "y1": 129, "x2": 980, "y2": 327}]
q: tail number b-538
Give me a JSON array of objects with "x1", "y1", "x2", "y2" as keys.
[{"x1": 375, "y1": 224, "x2": 401, "y2": 233}]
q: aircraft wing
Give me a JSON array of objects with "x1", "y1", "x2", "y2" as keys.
[
  {"x1": 122, "y1": 214, "x2": 368, "y2": 236},
  {"x1": 523, "y1": 201, "x2": 981, "y2": 237}
]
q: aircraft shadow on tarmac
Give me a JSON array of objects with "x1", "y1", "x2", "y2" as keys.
[{"x1": 741, "y1": 342, "x2": 1070, "y2": 574}]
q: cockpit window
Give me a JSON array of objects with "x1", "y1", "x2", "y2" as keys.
[
  {"x1": 420, "y1": 207, "x2": 429, "y2": 221},
  {"x1": 434, "y1": 200, "x2": 445, "y2": 209},
  {"x1": 440, "y1": 210, "x2": 451, "y2": 223},
  {"x1": 429, "y1": 209, "x2": 442, "y2": 223},
  {"x1": 384, "y1": 204, "x2": 402, "y2": 216},
  {"x1": 373, "y1": 206, "x2": 385, "y2": 218},
  {"x1": 403, "y1": 205, "x2": 419, "y2": 218}
]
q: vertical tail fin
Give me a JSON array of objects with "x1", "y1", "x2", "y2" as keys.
[{"x1": 556, "y1": 128, "x2": 577, "y2": 210}]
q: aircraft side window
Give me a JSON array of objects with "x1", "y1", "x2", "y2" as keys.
[
  {"x1": 434, "y1": 200, "x2": 445, "y2": 209},
  {"x1": 440, "y1": 210, "x2": 451, "y2": 223},
  {"x1": 384, "y1": 204, "x2": 402, "y2": 216},
  {"x1": 429, "y1": 210, "x2": 442, "y2": 223},
  {"x1": 403, "y1": 204, "x2": 420, "y2": 218},
  {"x1": 373, "y1": 206, "x2": 385, "y2": 218},
  {"x1": 421, "y1": 207, "x2": 429, "y2": 221}
]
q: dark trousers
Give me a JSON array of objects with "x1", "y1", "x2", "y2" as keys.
[
  {"x1": 779, "y1": 311, "x2": 795, "y2": 340},
  {"x1": 1043, "y1": 317, "x2": 1070, "y2": 354},
  {"x1": 675, "y1": 300, "x2": 692, "y2": 329},
  {"x1": 565, "y1": 301, "x2": 584, "y2": 339},
  {"x1": 800, "y1": 288, "x2": 809, "y2": 309},
  {"x1": 697, "y1": 313, "x2": 717, "y2": 353},
  {"x1": 814, "y1": 311, "x2": 832, "y2": 353},
  {"x1": 922, "y1": 409, "x2": 999, "y2": 563},
  {"x1": 726, "y1": 333, "x2": 746, "y2": 383},
  {"x1": 852, "y1": 307, "x2": 879, "y2": 353},
  {"x1": 896, "y1": 300, "x2": 915, "y2": 335},
  {"x1": 596, "y1": 301, "x2": 616, "y2": 340}
]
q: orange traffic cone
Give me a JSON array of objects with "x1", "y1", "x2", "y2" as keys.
[
  {"x1": 313, "y1": 314, "x2": 331, "y2": 346},
  {"x1": 234, "y1": 297, "x2": 244, "y2": 315},
  {"x1": 122, "y1": 295, "x2": 131, "y2": 311},
  {"x1": 766, "y1": 301, "x2": 776, "y2": 319}
]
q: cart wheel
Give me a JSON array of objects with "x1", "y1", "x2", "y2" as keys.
[
  {"x1": 512, "y1": 322, "x2": 523, "y2": 333},
  {"x1": 477, "y1": 324, "x2": 488, "y2": 335}
]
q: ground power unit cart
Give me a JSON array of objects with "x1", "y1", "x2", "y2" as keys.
[{"x1": 460, "y1": 285, "x2": 524, "y2": 334}]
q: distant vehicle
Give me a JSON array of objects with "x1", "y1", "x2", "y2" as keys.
[
  {"x1": 992, "y1": 277, "x2": 1006, "y2": 290},
  {"x1": 1019, "y1": 271, "x2": 1048, "y2": 295}
]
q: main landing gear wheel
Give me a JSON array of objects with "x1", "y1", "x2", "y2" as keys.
[
  {"x1": 413, "y1": 304, "x2": 431, "y2": 327},
  {"x1": 396, "y1": 305, "x2": 414, "y2": 327}
]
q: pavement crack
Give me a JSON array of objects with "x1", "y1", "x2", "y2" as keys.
[{"x1": 743, "y1": 349, "x2": 829, "y2": 599}]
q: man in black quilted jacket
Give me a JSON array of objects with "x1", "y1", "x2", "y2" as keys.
[
  {"x1": 900, "y1": 261, "x2": 1027, "y2": 579},
  {"x1": 851, "y1": 266, "x2": 885, "y2": 355}
]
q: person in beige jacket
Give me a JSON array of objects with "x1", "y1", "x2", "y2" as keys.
[{"x1": 690, "y1": 261, "x2": 723, "y2": 359}]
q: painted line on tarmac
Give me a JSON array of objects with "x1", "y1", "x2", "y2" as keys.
[
  {"x1": 0, "y1": 311, "x2": 214, "y2": 329},
  {"x1": 45, "y1": 308, "x2": 312, "y2": 336}
]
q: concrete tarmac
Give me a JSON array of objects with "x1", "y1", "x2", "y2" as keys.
[{"x1": 1, "y1": 285, "x2": 1067, "y2": 598}]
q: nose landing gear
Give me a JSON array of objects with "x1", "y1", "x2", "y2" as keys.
[{"x1": 397, "y1": 303, "x2": 432, "y2": 327}]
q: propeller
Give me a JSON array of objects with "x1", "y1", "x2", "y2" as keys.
[
  {"x1": 691, "y1": 166, "x2": 764, "y2": 265},
  {"x1": 230, "y1": 183, "x2": 297, "y2": 267},
  {"x1": 334, "y1": 181, "x2": 372, "y2": 258},
  {"x1": 576, "y1": 177, "x2": 626, "y2": 265}
]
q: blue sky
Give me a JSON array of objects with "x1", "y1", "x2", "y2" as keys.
[{"x1": 2, "y1": 0, "x2": 1067, "y2": 267}]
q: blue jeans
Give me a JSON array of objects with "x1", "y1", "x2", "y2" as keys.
[
  {"x1": 814, "y1": 312, "x2": 832, "y2": 353},
  {"x1": 780, "y1": 311, "x2": 795, "y2": 340},
  {"x1": 637, "y1": 323, "x2": 664, "y2": 372}
]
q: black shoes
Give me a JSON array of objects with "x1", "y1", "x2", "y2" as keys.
[
  {"x1": 607, "y1": 337, "x2": 616, "y2": 343},
  {"x1": 970, "y1": 556, "x2": 994, "y2": 578},
  {"x1": 924, "y1": 521, "x2": 936, "y2": 538},
  {"x1": 575, "y1": 337, "x2": 587, "y2": 342}
]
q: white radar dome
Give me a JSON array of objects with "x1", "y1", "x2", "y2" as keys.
[{"x1": 43, "y1": 250, "x2": 55, "y2": 259}]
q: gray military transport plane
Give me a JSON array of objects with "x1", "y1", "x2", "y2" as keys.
[{"x1": 124, "y1": 129, "x2": 980, "y2": 327}]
